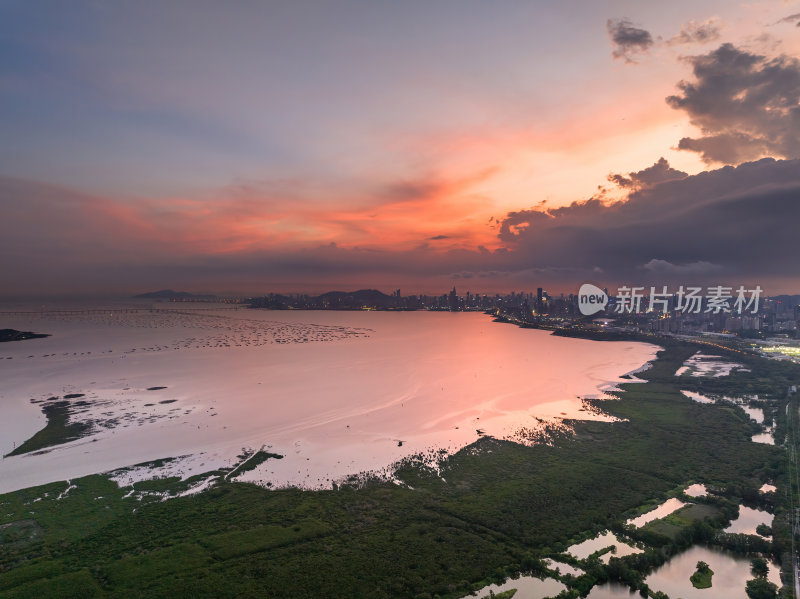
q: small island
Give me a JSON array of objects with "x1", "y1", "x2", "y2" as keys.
[
  {"x1": 690, "y1": 560, "x2": 714, "y2": 589},
  {"x1": 0, "y1": 329, "x2": 50, "y2": 343}
]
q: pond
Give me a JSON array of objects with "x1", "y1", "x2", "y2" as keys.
[
  {"x1": 752, "y1": 430, "x2": 775, "y2": 445},
  {"x1": 463, "y1": 573, "x2": 566, "y2": 598},
  {"x1": 625, "y1": 497, "x2": 686, "y2": 528},
  {"x1": 586, "y1": 582, "x2": 638, "y2": 598},
  {"x1": 645, "y1": 545, "x2": 781, "y2": 599},
  {"x1": 740, "y1": 403, "x2": 765, "y2": 424},
  {"x1": 684, "y1": 483, "x2": 707, "y2": 497},
  {"x1": 567, "y1": 531, "x2": 642, "y2": 561},
  {"x1": 588, "y1": 546, "x2": 781, "y2": 599},
  {"x1": 680, "y1": 391, "x2": 765, "y2": 424},
  {"x1": 725, "y1": 505, "x2": 772, "y2": 535},
  {"x1": 542, "y1": 558, "x2": 582, "y2": 577},
  {"x1": 681, "y1": 390, "x2": 715, "y2": 404}
]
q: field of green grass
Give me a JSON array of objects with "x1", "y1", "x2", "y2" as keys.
[{"x1": 5, "y1": 401, "x2": 92, "y2": 457}]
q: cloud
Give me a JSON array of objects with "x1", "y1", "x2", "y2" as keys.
[
  {"x1": 666, "y1": 43, "x2": 800, "y2": 164},
  {"x1": 3, "y1": 159, "x2": 800, "y2": 297},
  {"x1": 775, "y1": 13, "x2": 800, "y2": 27},
  {"x1": 667, "y1": 19, "x2": 722, "y2": 45},
  {"x1": 607, "y1": 18, "x2": 654, "y2": 63},
  {"x1": 608, "y1": 157, "x2": 688, "y2": 189},
  {"x1": 428, "y1": 235, "x2": 450, "y2": 240},
  {"x1": 493, "y1": 157, "x2": 800, "y2": 289},
  {"x1": 640, "y1": 259, "x2": 723, "y2": 275}
]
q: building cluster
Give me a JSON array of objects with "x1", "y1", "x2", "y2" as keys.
[
  {"x1": 493, "y1": 290, "x2": 800, "y2": 339},
  {"x1": 245, "y1": 286, "x2": 800, "y2": 340}
]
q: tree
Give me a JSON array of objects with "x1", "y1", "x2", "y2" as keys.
[
  {"x1": 756, "y1": 524, "x2": 772, "y2": 537},
  {"x1": 750, "y1": 557, "x2": 769, "y2": 578},
  {"x1": 745, "y1": 577, "x2": 778, "y2": 599}
]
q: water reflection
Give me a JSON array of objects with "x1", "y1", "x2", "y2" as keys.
[
  {"x1": 589, "y1": 546, "x2": 781, "y2": 599},
  {"x1": 645, "y1": 545, "x2": 780, "y2": 599},
  {"x1": 740, "y1": 404, "x2": 765, "y2": 424},
  {"x1": 0, "y1": 310, "x2": 660, "y2": 493},
  {"x1": 752, "y1": 431, "x2": 775, "y2": 445},
  {"x1": 586, "y1": 582, "x2": 637, "y2": 598},
  {"x1": 543, "y1": 558, "x2": 582, "y2": 577},
  {"x1": 684, "y1": 483, "x2": 707, "y2": 498},
  {"x1": 567, "y1": 531, "x2": 642, "y2": 561},
  {"x1": 464, "y1": 573, "x2": 566, "y2": 598},
  {"x1": 681, "y1": 390, "x2": 715, "y2": 404},
  {"x1": 725, "y1": 505, "x2": 772, "y2": 535},
  {"x1": 681, "y1": 391, "x2": 765, "y2": 424},
  {"x1": 676, "y1": 353, "x2": 750, "y2": 378},
  {"x1": 626, "y1": 498, "x2": 686, "y2": 528},
  {"x1": 680, "y1": 390, "x2": 773, "y2": 445}
]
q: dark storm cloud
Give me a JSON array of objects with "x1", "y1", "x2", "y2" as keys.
[
  {"x1": 607, "y1": 18, "x2": 654, "y2": 63},
  {"x1": 667, "y1": 19, "x2": 722, "y2": 45},
  {"x1": 494, "y1": 158, "x2": 800, "y2": 286},
  {"x1": 667, "y1": 43, "x2": 800, "y2": 164},
  {"x1": 608, "y1": 157, "x2": 688, "y2": 189}
]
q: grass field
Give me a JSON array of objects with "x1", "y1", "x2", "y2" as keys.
[{"x1": 5, "y1": 401, "x2": 92, "y2": 457}]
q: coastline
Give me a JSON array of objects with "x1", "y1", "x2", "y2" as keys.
[
  {"x1": 0, "y1": 310, "x2": 657, "y2": 496},
  {"x1": 0, "y1": 326, "x2": 793, "y2": 598}
]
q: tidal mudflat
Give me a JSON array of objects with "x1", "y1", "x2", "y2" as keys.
[
  {"x1": 675, "y1": 352, "x2": 750, "y2": 377},
  {"x1": 0, "y1": 306, "x2": 658, "y2": 494}
]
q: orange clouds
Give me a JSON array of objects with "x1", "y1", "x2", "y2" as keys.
[{"x1": 15, "y1": 168, "x2": 503, "y2": 260}]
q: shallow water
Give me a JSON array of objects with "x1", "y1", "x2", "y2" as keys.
[
  {"x1": 626, "y1": 497, "x2": 686, "y2": 528},
  {"x1": 463, "y1": 573, "x2": 566, "y2": 598},
  {"x1": 680, "y1": 390, "x2": 772, "y2": 444},
  {"x1": 725, "y1": 505, "x2": 772, "y2": 535},
  {"x1": 740, "y1": 404, "x2": 765, "y2": 424},
  {"x1": 0, "y1": 308, "x2": 659, "y2": 493},
  {"x1": 542, "y1": 559, "x2": 583, "y2": 577},
  {"x1": 586, "y1": 582, "x2": 637, "y2": 598},
  {"x1": 680, "y1": 391, "x2": 764, "y2": 424},
  {"x1": 589, "y1": 546, "x2": 781, "y2": 599},
  {"x1": 681, "y1": 390, "x2": 715, "y2": 404},
  {"x1": 644, "y1": 545, "x2": 781, "y2": 599},
  {"x1": 677, "y1": 353, "x2": 749, "y2": 378},
  {"x1": 567, "y1": 531, "x2": 641, "y2": 561},
  {"x1": 685, "y1": 483, "x2": 707, "y2": 497},
  {"x1": 752, "y1": 431, "x2": 775, "y2": 445}
]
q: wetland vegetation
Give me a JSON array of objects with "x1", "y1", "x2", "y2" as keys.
[{"x1": 1, "y1": 336, "x2": 799, "y2": 598}]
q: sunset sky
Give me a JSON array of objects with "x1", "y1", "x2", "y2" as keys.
[{"x1": 2, "y1": 0, "x2": 800, "y2": 298}]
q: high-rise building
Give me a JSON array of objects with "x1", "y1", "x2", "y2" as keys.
[{"x1": 448, "y1": 287, "x2": 458, "y2": 311}]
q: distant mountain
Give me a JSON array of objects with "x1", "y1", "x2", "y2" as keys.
[
  {"x1": 134, "y1": 289, "x2": 217, "y2": 301},
  {"x1": 772, "y1": 295, "x2": 800, "y2": 307},
  {"x1": 248, "y1": 289, "x2": 397, "y2": 310},
  {"x1": 316, "y1": 289, "x2": 394, "y2": 308}
]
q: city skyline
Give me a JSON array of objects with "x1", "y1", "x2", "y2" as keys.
[{"x1": 2, "y1": 1, "x2": 800, "y2": 298}]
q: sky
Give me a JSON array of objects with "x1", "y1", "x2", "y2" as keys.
[{"x1": 1, "y1": 0, "x2": 800, "y2": 298}]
